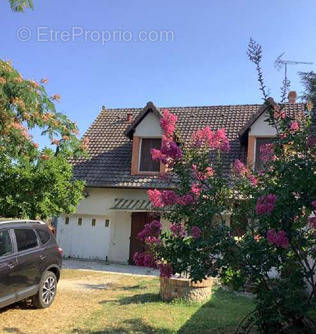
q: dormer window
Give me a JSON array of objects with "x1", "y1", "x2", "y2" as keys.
[
  {"x1": 255, "y1": 137, "x2": 276, "y2": 171},
  {"x1": 139, "y1": 138, "x2": 161, "y2": 172}
]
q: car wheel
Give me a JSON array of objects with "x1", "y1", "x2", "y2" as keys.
[{"x1": 32, "y1": 271, "x2": 58, "y2": 309}]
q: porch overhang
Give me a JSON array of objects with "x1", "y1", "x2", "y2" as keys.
[{"x1": 110, "y1": 198, "x2": 152, "y2": 212}]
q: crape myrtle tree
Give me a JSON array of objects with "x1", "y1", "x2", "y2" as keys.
[
  {"x1": 0, "y1": 59, "x2": 87, "y2": 219},
  {"x1": 136, "y1": 40, "x2": 316, "y2": 333}
]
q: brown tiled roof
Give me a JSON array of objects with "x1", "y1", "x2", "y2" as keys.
[{"x1": 72, "y1": 102, "x2": 305, "y2": 189}]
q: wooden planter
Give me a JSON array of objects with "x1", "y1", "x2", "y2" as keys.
[{"x1": 160, "y1": 277, "x2": 213, "y2": 302}]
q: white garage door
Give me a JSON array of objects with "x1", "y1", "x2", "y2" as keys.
[{"x1": 57, "y1": 216, "x2": 111, "y2": 260}]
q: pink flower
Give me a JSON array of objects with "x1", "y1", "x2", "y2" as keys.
[
  {"x1": 267, "y1": 229, "x2": 289, "y2": 248},
  {"x1": 151, "y1": 148, "x2": 162, "y2": 161},
  {"x1": 191, "y1": 127, "x2": 230, "y2": 152},
  {"x1": 137, "y1": 220, "x2": 162, "y2": 241},
  {"x1": 160, "y1": 190, "x2": 178, "y2": 206},
  {"x1": 248, "y1": 175, "x2": 258, "y2": 186},
  {"x1": 160, "y1": 139, "x2": 182, "y2": 161},
  {"x1": 192, "y1": 165, "x2": 214, "y2": 180},
  {"x1": 152, "y1": 138, "x2": 182, "y2": 165},
  {"x1": 143, "y1": 253, "x2": 156, "y2": 268},
  {"x1": 259, "y1": 143, "x2": 276, "y2": 163},
  {"x1": 267, "y1": 229, "x2": 277, "y2": 244},
  {"x1": 191, "y1": 183, "x2": 202, "y2": 197},
  {"x1": 308, "y1": 217, "x2": 316, "y2": 229},
  {"x1": 307, "y1": 136, "x2": 316, "y2": 148},
  {"x1": 233, "y1": 159, "x2": 248, "y2": 176},
  {"x1": 275, "y1": 230, "x2": 289, "y2": 248},
  {"x1": 289, "y1": 121, "x2": 299, "y2": 133},
  {"x1": 281, "y1": 133, "x2": 287, "y2": 139},
  {"x1": 205, "y1": 167, "x2": 214, "y2": 177},
  {"x1": 158, "y1": 262, "x2": 173, "y2": 278},
  {"x1": 133, "y1": 252, "x2": 145, "y2": 266},
  {"x1": 191, "y1": 226, "x2": 201, "y2": 239},
  {"x1": 273, "y1": 105, "x2": 286, "y2": 120},
  {"x1": 256, "y1": 194, "x2": 277, "y2": 215},
  {"x1": 312, "y1": 201, "x2": 316, "y2": 208},
  {"x1": 160, "y1": 109, "x2": 178, "y2": 138},
  {"x1": 177, "y1": 194, "x2": 194, "y2": 206},
  {"x1": 148, "y1": 189, "x2": 164, "y2": 208},
  {"x1": 170, "y1": 223, "x2": 186, "y2": 238},
  {"x1": 144, "y1": 236, "x2": 161, "y2": 244},
  {"x1": 133, "y1": 252, "x2": 156, "y2": 268}
]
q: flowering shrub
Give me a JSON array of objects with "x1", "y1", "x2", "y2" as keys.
[
  {"x1": 136, "y1": 41, "x2": 316, "y2": 332},
  {"x1": 0, "y1": 59, "x2": 85, "y2": 219}
]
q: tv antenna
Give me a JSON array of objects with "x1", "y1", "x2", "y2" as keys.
[{"x1": 274, "y1": 53, "x2": 313, "y2": 85}]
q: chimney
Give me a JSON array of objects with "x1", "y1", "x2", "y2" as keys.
[
  {"x1": 127, "y1": 112, "x2": 133, "y2": 123},
  {"x1": 102, "y1": 105, "x2": 106, "y2": 111},
  {"x1": 288, "y1": 91, "x2": 297, "y2": 104}
]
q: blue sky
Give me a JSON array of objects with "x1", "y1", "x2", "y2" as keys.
[{"x1": 1, "y1": 0, "x2": 315, "y2": 141}]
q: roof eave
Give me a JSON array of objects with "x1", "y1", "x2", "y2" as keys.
[
  {"x1": 238, "y1": 98, "x2": 275, "y2": 138},
  {"x1": 124, "y1": 101, "x2": 161, "y2": 139}
]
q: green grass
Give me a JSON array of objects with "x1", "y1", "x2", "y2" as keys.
[{"x1": 70, "y1": 276, "x2": 255, "y2": 334}]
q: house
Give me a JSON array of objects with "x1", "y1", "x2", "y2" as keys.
[{"x1": 56, "y1": 96, "x2": 305, "y2": 264}]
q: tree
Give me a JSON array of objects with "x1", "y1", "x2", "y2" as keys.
[
  {"x1": 8, "y1": 0, "x2": 33, "y2": 12},
  {"x1": 137, "y1": 41, "x2": 316, "y2": 333},
  {"x1": 0, "y1": 59, "x2": 86, "y2": 219},
  {"x1": 300, "y1": 71, "x2": 316, "y2": 135}
]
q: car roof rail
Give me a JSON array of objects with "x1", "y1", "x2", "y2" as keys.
[{"x1": 0, "y1": 219, "x2": 46, "y2": 225}]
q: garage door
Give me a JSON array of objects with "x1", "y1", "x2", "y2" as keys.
[{"x1": 57, "y1": 216, "x2": 111, "y2": 260}]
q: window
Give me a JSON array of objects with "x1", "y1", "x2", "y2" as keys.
[
  {"x1": 255, "y1": 137, "x2": 276, "y2": 171},
  {"x1": 65, "y1": 217, "x2": 69, "y2": 225},
  {"x1": 36, "y1": 229, "x2": 51, "y2": 244},
  {"x1": 0, "y1": 230, "x2": 12, "y2": 257},
  {"x1": 14, "y1": 229, "x2": 38, "y2": 252},
  {"x1": 139, "y1": 138, "x2": 161, "y2": 172},
  {"x1": 105, "y1": 219, "x2": 110, "y2": 227},
  {"x1": 92, "y1": 218, "x2": 96, "y2": 227},
  {"x1": 78, "y1": 218, "x2": 82, "y2": 226}
]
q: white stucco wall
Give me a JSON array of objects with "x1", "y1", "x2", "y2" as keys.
[
  {"x1": 57, "y1": 188, "x2": 147, "y2": 263},
  {"x1": 134, "y1": 112, "x2": 162, "y2": 137},
  {"x1": 249, "y1": 112, "x2": 277, "y2": 137},
  {"x1": 57, "y1": 187, "x2": 170, "y2": 264}
]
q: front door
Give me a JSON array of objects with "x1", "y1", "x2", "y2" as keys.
[{"x1": 129, "y1": 212, "x2": 159, "y2": 264}]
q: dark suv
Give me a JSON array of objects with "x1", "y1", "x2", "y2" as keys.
[{"x1": 0, "y1": 220, "x2": 62, "y2": 309}]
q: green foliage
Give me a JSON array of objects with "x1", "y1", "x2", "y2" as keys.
[
  {"x1": 0, "y1": 59, "x2": 85, "y2": 219},
  {"x1": 8, "y1": 0, "x2": 33, "y2": 12},
  {"x1": 0, "y1": 154, "x2": 84, "y2": 219}
]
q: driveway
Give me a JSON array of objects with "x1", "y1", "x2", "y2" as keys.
[
  {"x1": 0, "y1": 269, "x2": 158, "y2": 334},
  {"x1": 63, "y1": 258, "x2": 159, "y2": 277}
]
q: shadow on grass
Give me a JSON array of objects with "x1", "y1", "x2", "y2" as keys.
[
  {"x1": 99, "y1": 292, "x2": 160, "y2": 305},
  {"x1": 0, "y1": 301, "x2": 35, "y2": 314},
  {"x1": 72, "y1": 318, "x2": 173, "y2": 334},
  {"x1": 177, "y1": 288, "x2": 255, "y2": 334},
  {"x1": 79, "y1": 283, "x2": 113, "y2": 290},
  {"x1": 2, "y1": 328, "x2": 27, "y2": 334}
]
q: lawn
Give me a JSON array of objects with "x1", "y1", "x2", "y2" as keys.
[
  {"x1": 65, "y1": 270, "x2": 254, "y2": 334},
  {"x1": 0, "y1": 269, "x2": 255, "y2": 334}
]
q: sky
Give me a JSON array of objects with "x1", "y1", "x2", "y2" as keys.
[{"x1": 1, "y1": 0, "x2": 316, "y2": 143}]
